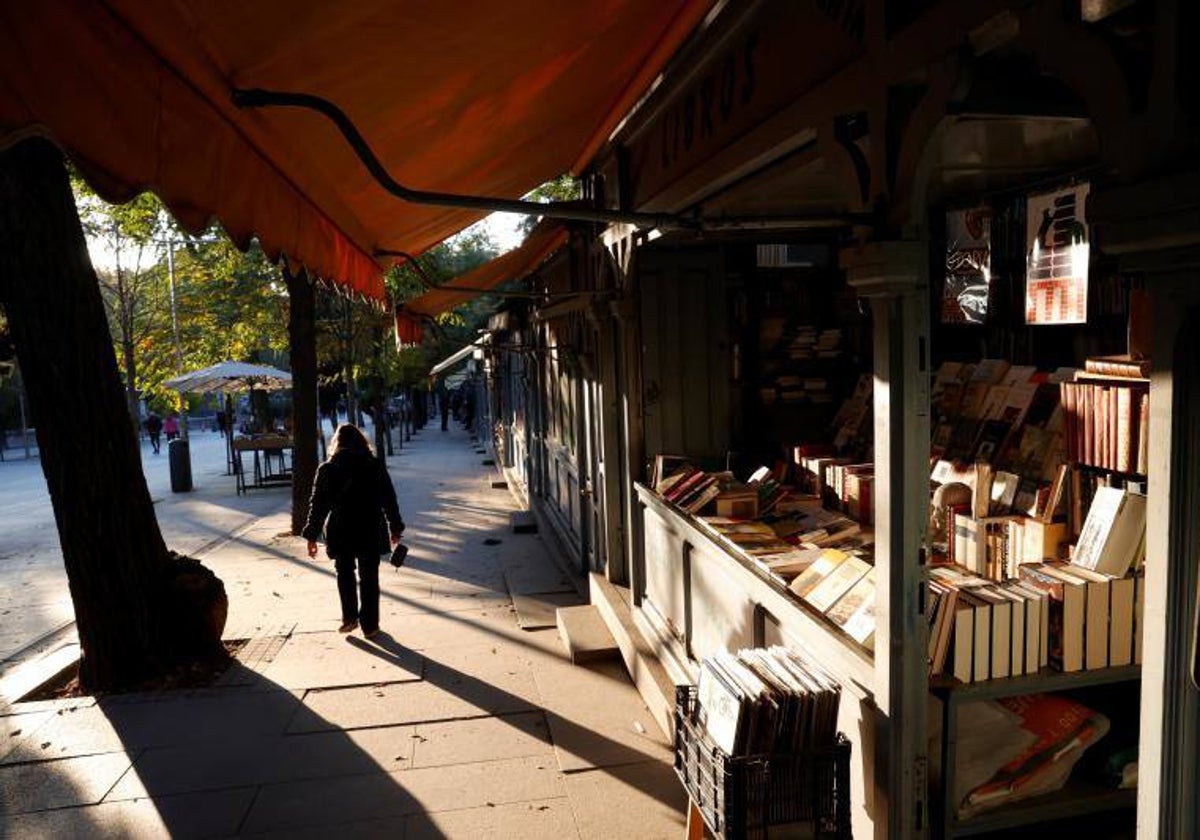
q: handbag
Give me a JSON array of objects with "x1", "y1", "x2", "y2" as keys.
[{"x1": 389, "y1": 541, "x2": 409, "y2": 568}]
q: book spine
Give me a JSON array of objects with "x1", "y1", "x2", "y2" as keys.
[{"x1": 1137, "y1": 390, "x2": 1150, "y2": 476}]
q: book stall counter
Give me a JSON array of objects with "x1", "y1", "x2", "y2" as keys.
[
  {"x1": 636, "y1": 483, "x2": 875, "y2": 694},
  {"x1": 931, "y1": 665, "x2": 1140, "y2": 837}
]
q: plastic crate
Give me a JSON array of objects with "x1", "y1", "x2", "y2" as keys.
[{"x1": 674, "y1": 685, "x2": 851, "y2": 839}]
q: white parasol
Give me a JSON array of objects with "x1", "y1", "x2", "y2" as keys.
[{"x1": 163, "y1": 361, "x2": 292, "y2": 394}]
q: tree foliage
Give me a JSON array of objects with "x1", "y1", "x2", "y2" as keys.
[
  {"x1": 72, "y1": 175, "x2": 289, "y2": 416},
  {"x1": 381, "y1": 225, "x2": 502, "y2": 389},
  {"x1": 73, "y1": 178, "x2": 168, "y2": 424},
  {"x1": 517, "y1": 174, "x2": 581, "y2": 235}
]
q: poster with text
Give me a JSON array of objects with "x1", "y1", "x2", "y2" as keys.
[
  {"x1": 1025, "y1": 183, "x2": 1090, "y2": 325},
  {"x1": 943, "y1": 206, "x2": 992, "y2": 324}
]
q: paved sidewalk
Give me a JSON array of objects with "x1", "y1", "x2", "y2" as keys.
[
  {"x1": 0, "y1": 430, "x2": 290, "y2": 671},
  {"x1": 0, "y1": 426, "x2": 687, "y2": 838}
]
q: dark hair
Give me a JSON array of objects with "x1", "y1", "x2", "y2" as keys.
[{"x1": 327, "y1": 423, "x2": 372, "y2": 458}]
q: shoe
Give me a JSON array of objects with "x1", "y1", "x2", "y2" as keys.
[
  {"x1": 338, "y1": 620, "x2": 358, "y2": 633},
  {"x1": 363, "y1": 627, "x2": 381, "y2": 640}
]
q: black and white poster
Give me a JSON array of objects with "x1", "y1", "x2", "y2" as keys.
[
  {"x1": 1025, "y1": 184, "x2": 1090, "y2": 325},
  {"x1": 943, "y1": 206, "x2": 992, "y2": 324}
]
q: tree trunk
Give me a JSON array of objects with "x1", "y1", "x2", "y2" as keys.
[
  {"x1": 371, "y1": 324, "x2": 388, "y2": 458},
  {"x1": 123, "y1": 341, "x2": 140, "y2": 439},
  {"x1": 285, "y1": 266, "x2": 318, "y2": 535},
  {"x1": 0, "y1": 139, "x2": 180, "y2": 691}
]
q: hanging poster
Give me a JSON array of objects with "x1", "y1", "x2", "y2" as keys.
[
  {"x1": 943, "y1": 206, "x2": 992, "y2": 324},
  {"x1": 1025, "y1": 183, "x2": 1090, "y2": 325}
]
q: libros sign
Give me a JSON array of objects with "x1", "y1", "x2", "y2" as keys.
[{"x1": 622, "y1": 1, "x2": 866, "y2": 210}]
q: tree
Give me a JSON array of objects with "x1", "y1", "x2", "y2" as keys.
[
  {"x1": 284, "y1": 265, "x2": 318, "y2": 535},
  {"x1": 0, "y1": 139, "x2": 224, "y2": 692},
  {"x1": 73, "y1": 178, "x2": 169, "y2": 435},
  {"x1": 517, "y1": 174, "x2": 581, "y2": 235}
]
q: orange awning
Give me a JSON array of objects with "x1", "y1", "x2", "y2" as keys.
[
  {"x1": 395, "y1": 222, "x2": 567, "y2": 344},
  {"x1": 0, "y1": 1, "x2": 713, "y2": 301}
]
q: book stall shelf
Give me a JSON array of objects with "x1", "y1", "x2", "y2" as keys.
[
  {"x1": 930, "y1": 665, "x2": 1140, "y2": 837},
  {"x1": 920, "y1": 191, "x2": 1150, "y2": 835}
]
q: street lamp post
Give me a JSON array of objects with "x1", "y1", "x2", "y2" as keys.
[{"x1": 165, "y1": 241, "x2": 188, "y2": 441}]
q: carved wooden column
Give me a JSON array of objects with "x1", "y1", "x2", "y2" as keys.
[{"x1": 841, "y1": 241, "x2": 930, "y2": 838}]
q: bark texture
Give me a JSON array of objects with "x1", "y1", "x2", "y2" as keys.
[
  {"x1": 285, "y1": 265, "x2": 318, "y2": 534},
  {"x1": 0, "y1": 139, "x2": 220, "y2": 690}
]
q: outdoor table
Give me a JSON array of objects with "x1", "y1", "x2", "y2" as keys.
[{"x1": 231, "y1": 435, "x2": 293, "y2": 494}]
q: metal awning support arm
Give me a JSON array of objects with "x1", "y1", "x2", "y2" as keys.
[
  {"x1": 376, "y1": 249, "x2": 590, "y2": 299},
  {"x1": 232, "y1": 88, "x2": 684, "y2": 230},
  {"x1": 232, "y1": 88, "x2": 870, "y2": 234}
]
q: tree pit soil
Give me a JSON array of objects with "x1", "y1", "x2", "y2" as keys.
[{"x1": 21, "y1": 639, "x2": 248, "y2": 701}]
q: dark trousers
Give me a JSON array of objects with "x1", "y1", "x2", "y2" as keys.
[{"x1": 334, "y1": 551, "x2": 380, "y2": 631}]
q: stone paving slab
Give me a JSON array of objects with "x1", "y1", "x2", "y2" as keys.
[
  {"x1": 376, "y1": 606, "x2": 525, "y2": 652},
  {"x1": 288, "y1": 667, "x2": 540, "y2": 733},
  {"x1": 564, "y1": 760, "x2": 690, "y2": 840},
  {"x1": 513, "y1": 590, "x2": 587, "y2": 630},
  {"x1": 98, "y1": 689, "x2": 303, "y2": 749},
  {"x1": 533, "y1": 659, "x2": 672, "y2": 773},
  {"x1": 259, "y1": 631, "x2": 423, "y2": 690},
  {"x1": 406, "y1": 797, "x2": 580, "y2": 839},
  {"x1": 239, "y1": 754, "x2": 565, "y2": 835},
  {"x1": 0, "y1": 786, "x2": 256, "y2": 839},
  {"x1": 242, "y1": 814, "x2": 410, "y2": 840},
  {"x1": 105, "y1": 725, "x2": 417, "y2": 800},
  {"x1": 503, "y1": 558, "x2": 578, "y2": 597},
  {"x1": 410, "y1": 711, "x2": 553, "y2": 768},
  {"x1": 0, "y1": 710, "x2": 52, "y2": 762},
  {"x1": 1, "y1": 704, "x2": 129, "y2": 765},
  {"x1": 0, "y1": 751, "x2": 133, "y2": 814}
]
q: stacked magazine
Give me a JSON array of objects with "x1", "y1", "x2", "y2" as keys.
[{"x1": 695, "y1": 646, "x2": 841, "y2": 757}]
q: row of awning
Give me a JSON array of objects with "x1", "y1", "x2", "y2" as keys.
[
  {"x1": 0, "y1": 1, "x2": 713, "y2": 302},
  {"x1": 395, "y1": 221, "x2": 569, "y2": 344}
]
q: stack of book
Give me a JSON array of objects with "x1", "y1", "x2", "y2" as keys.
[
  {"x1": 928, "y1": 564, "x2": 1051, "y2": 682},
  {"x1": 952, "y1": 513, "x2": 1068, "y2": 579},
  {"x1": 831, "y1": 373, "x2": 873, "y2": 453},
  {"x1": 788, "y1": 551, "x2": 878, "y2": 650},
  {"x1": 698, "y1": 517, "x2": 796, "y2": 563},
  {"x1": 656, "y1": 465, "x2": 728, "y2": 515},
  {"x1": 930, "y1": 359, "x2": 1068, "y2": 491},
  {"x1": 695, "y1": 646, "x2": 841, "y2": 756},
  {"x1": 931, "y1": 562, "x2": 1144, "y2": 682},
  {"x1": 770, "y1": 375, "x2": 833, "y2": 404},
  {"x1": 791, "y1": 453, "x2": 874, "y2": 520},
  {"x1": 794, "y1": 452, "x2": 848, "y2": 498},
  {"x1": 747, "y1": 465, "x2": 790, "y2": 515},
  {"x1": 784, "y1": 325, "x2": 843, "y2": 361},
  {"x1": 1061, "y1": 364, "x2": 1150, "y2": 475}
]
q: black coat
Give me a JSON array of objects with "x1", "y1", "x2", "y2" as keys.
[{"x1": 301, "y1": 450, "x2": 404, "y2": 558}]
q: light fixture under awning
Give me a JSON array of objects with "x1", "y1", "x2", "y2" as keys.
[
  {"x1": 428, "y1": 342, "x2": 481, "y2": 379},
  {"x1": 0, "y1": 1, "x2": 713, "y2": 300}
]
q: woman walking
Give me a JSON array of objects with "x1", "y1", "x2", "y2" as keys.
[{"x1": 302, "y1": 424, "x2": 404, "y2": 638}]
